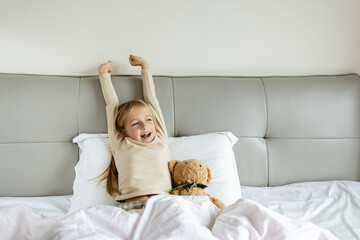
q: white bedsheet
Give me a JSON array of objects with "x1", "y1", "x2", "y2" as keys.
[
  {"x1": 0, "y1": 195, "x2": 70, "y2": 218},
  {"x1": 0, "y1": 194, "x2": 338, "y2": 240},
  {"x1": 242, "y1": 181, "x2": 360, "y2": 240}
]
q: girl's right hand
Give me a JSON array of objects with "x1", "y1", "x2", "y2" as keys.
[{"x1": 98, "y1": 61, "x2": 113, "y2": 74}]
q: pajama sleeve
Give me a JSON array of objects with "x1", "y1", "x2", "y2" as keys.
[
  {"x1": 141, "y1": 69, "x2": 168, "y2": 138},
  {"x1": 99, "y1": 73, "x2": 119, "y2": 156}
]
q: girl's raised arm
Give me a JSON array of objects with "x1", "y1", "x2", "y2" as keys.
[
  {"x1": 98, "y1": 61, "x2": 119, "y2": 105},
  {"x1": 129, "y1": 55, "x2": 168, "y2": 137},
  {"x1": 98, "y1": 61, "x2": 119, "y2": 155}
]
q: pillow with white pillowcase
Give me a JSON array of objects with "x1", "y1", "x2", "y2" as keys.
[
  {"x1": 69, "y1": 132, "x2": 241, "y2": 213},
  {"x1": 69, "y1": 134, "x2": 117, "y2": 213},
  {"x1": 168, "y1": 132, "x2": 241, "y2": 206}
]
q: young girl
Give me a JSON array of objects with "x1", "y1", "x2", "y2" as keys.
[{"x1": 98, "y1": 55, "x2": 172, "y2": 210}]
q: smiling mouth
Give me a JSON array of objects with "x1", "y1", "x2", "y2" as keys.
[{"x1": 141, "y1": 132, "x2": 152, "y2": 139}]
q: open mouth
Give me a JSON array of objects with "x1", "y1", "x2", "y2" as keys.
[{"x1": 141, "y1": 132, "x2": 152, "y2": 139}]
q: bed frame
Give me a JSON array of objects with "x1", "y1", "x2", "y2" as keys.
[{"x1": 1, "y1": 73, "x2": 359, "y2": 197}]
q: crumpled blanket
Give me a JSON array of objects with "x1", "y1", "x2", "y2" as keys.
[{"x1": 0, "y1": 195, "x2": 338, "y2": 240}]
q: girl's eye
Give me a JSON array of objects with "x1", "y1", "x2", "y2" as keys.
[
  {"x1": 132, "y1": 122, "x2": 139, "y2": 126},
  {"x1": 147, "y1": 118, "x2": 152, "y2": 122}
]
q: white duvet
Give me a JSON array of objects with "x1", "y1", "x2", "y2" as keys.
[
  {"x1": 0, "y1": 195, "x2": 338, "y2": 240},
  {"x1": 242, "y1": 180, "x2": 360, "y2": 240}
]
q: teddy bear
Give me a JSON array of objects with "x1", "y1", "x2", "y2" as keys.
[{"x1": 168, "y1": 159, "x2": 226, "y2": 209}]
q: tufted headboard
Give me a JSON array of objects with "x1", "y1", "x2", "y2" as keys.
[{"x1": 1, "y1": 73, "x2": 359, "y2": 197}]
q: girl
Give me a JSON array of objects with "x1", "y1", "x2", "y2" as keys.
[{"x1": 98, "y1": 55, "x2": 172, "y2": 210}]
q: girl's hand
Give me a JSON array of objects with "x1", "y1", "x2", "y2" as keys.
[
  {"x1": 129, "y1": 54, "x2": 149, "y2": 69},
  {"x1": 98, "y1": 61, "x2": 113, "y2": 74}
]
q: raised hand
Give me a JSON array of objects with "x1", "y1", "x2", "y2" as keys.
[
  {"x1": 98, "y1": 61, "x2": 113, "y2": 74},
  {"x1": 129, "y1": 54, "x2": 149, "y2": 69}
]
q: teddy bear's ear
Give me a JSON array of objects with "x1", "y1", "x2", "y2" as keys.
[
  {"x1": 206, "y1": 166, "x2": 212, "y2": 184},
  {"x1": 168, "y1": 160, "x2": 180, "y2": 175}
]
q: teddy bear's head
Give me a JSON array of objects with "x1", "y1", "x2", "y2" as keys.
[{"x1": 168, "y1": 159, "x2": 212, "y2": 186}]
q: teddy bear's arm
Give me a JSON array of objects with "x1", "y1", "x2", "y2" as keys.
[{"x1": 208, "y1": 196, "x2": 226, "y2": 210}]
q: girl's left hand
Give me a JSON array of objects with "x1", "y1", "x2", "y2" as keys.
[{"x1": 129, "y1": 55, "x2": 148, "y2": 69}]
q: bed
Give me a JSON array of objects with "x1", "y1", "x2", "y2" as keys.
[{"x1": 0, "y1": 72, "x2": 359, "y2": 239}]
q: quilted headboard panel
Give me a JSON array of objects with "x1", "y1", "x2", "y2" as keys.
[
  {"x1": 0, "y1": 73, "x2": 359, "y2": 196},
  {"x1": 0, "y1": 74, "x2": 79, "y2": 196}
]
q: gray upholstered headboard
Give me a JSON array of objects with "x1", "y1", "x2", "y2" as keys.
[{"x1": 1, "y1": 73, "x2": 359, "y2": 197}]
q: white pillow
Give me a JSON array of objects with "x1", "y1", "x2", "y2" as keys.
[
  {"x1": 69, "y1": 134, "x2": 117, "y2": 213},
  {"x1": 70, "y1": 132, "x2": 241, "y2": 213},
  {"x1": 168, "y1": 132, "x2": 241, "y2": 206}
]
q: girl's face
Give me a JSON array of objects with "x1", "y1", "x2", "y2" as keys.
[{"x1": 123, "y1": 106, "x2": 156, "y2": 143}]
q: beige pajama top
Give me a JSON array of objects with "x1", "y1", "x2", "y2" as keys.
[{"x1": 99, "y1": 69, "x2": 172, "y2": 201}]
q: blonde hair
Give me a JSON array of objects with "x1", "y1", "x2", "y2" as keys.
[{"x1": 99, "y1": 99, "x2": 158, "y2": 197}]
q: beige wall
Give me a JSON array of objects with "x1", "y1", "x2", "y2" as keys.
[{"x1": 1, "y1": 0, "x2": 359, "y2": 76}]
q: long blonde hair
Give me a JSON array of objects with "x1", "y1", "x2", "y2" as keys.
[{"x1": 98, "y1": 99, "x2": 158, "y2": 197}]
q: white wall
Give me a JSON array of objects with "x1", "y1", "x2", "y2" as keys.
[{"x1": 1, "y1": 0, "x2": 359, "y2": 76}]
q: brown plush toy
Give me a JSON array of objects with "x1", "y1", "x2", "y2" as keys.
[{"x1": 168, "y1": 159, "x2": 226, "y2": 209}]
